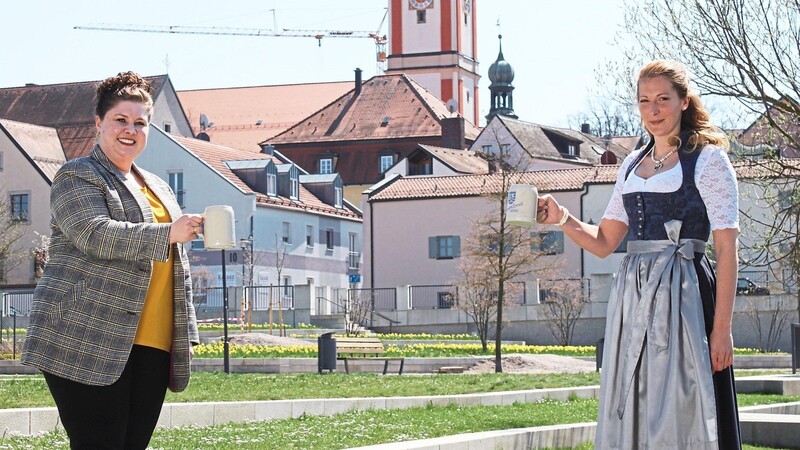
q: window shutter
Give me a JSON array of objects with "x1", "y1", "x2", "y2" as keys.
[{"x1": 428, "y1": 237, "x2": 437, "y2": 259}]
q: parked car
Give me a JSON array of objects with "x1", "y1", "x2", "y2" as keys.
[{"x1": 736, "y1": 278, "x2": 770, "y2": 295}]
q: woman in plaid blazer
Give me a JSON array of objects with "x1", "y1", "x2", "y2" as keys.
[{"x1": 22, "y1": 72, "x2": 203, "y2": 450}]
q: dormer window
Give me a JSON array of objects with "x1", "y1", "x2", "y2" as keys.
[
  {"x1": 567, "y1": 144, "x2": 578, "y2": 156},
  {"x1": 267, "y1": 165, "x2": 277, "y2": 196},
  {"x1": 380, "y1": 154, "x2": 394, "y2": 173},
  {"x1": 320, "y1": 158, "x2": 333, "y2": 174},
  {"x1": 290, "y1": 169, "x2": 299, "y2": 200},
  {"x1": 335, "y1": 186, "x2": 343, "y2": 209}
]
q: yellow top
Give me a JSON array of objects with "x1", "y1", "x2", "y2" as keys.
[{"x1": 134, "y1": 185, "x2": 174, "y2": 352}]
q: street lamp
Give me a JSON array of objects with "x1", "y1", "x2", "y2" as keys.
[{"x1": 203, "y1": 205, "x2": 237, "y2": 374}]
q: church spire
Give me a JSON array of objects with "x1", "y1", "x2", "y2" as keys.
[{"x1": 486, "y1": 34, "x2": 517, "y2": 121}]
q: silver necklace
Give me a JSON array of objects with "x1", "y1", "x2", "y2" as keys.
[{"x1": 650, "y1": 146, "x2": 679, "y2": 172}]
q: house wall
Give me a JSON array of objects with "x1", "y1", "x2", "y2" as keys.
[
  {"x1": 138, "y1": 129, "x2": 361, "y2": 302},
  {"x1": 0, "y1": 132, "x2": 54, "y2": 287},
  {"x1": 365, "y1": 189, "x2": 586, "y2": 292},
  {"x1": 152, "y1": 80, "x2": 193, "y2": 138}
]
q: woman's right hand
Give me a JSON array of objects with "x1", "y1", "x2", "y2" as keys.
[
  {"x1": 169, "y1": 214, "x2": 204, "y2": 244},
  {"x1": 537, "y1": 194, "x2": 563, "y2": 225}
]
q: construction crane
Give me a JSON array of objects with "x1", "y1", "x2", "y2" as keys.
[{"x1": 75, "y1": 10, "x2": 389, "y2": 72}]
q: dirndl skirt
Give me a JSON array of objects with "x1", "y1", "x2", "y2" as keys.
[{"x1": 595, "y1": 221, "x2": 741, "y2": 449}]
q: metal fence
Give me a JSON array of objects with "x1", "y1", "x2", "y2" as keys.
[
  {"x1": 348, "y1": 288, "x2": 397, "y2": 311},
  {"x1": 2, "y1": 291, "x2": 34, "y2": 316},
  {"x1": 198, "y1": 286, "x2": 294, "y2": 311},
  {"x1": 409, "y1": 284, "x2": 459, "y2": 309},
  {"x1": 247, "y1": 285, "x2": 294, "y2": 311},
  {"x1": 537, "y1": 278, "x2": 591, "y2": 303}
]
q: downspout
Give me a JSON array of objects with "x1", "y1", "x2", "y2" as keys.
[
  {"x1": 578, "y1": 183, "x2": 590, "y2": 279},
  {"x1": 369, "y1": 199, "x2": 375, "y2": 292}
]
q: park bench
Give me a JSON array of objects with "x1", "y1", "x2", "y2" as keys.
[{"x1": 335, "y1": 337, "x2": 405, "y2": 375}]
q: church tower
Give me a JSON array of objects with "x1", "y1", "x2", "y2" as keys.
[
  {"x1": 386, "y1": 0, "x2": 480, "y2": 126},
  {"x1": 486, "y1": 34, "x2": 517, "y2": 121}
]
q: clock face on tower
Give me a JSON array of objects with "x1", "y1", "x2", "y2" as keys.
[{"x1": 408, "y1": 0, "x2": 434, "y2": 9}]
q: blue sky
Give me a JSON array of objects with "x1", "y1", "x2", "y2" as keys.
[{"x1": 2, "y1": 0, "x2": 627, "y2": 127}]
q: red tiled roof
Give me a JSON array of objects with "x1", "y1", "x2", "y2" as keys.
[
  {"x1": 369, "y1": 157, "x2": 794, "y2": 202},
  {"x1": 170, "y1": 135, "x2": 361, "y2": 220},
  {"x1": 369, "y1": 165, "x2": 622, "y2": 201},
  {"x1": 0, "y1": 118, "x2": 66, "y2": 182},
  {"x1": 177, "y1": 81, "x2": 353, "y2": 152},
  {"x1": 0, "y1": 76, "x2": 168, "y2": 160},
  {"x1": 267, "y1": 74, "x2": 480, "y2": 145}
]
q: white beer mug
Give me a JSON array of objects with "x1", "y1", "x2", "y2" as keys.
[
  {"x1": 507, "y1": 184, "x2": 539, "y2": 227},
  {"x1": 203, "y1": 205, "x2": 236, "y2": 250}
]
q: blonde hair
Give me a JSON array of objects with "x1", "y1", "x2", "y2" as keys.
[{"x1": 638, "y1": 60, "x2": 729, "y2": 151}]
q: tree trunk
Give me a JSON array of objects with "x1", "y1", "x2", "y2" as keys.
[{"x1": 495, "y1": 278, "x2": 504, "y2": 373}]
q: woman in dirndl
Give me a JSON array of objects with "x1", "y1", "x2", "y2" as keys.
[{"x1": 537, "y1": 59, "x2": 741, "y2": 449}]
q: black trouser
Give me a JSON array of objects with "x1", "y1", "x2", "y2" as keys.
[{"x1": 43, "y1": 345, "x2": 171, "y2": 450}]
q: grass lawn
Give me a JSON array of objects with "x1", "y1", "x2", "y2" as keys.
[
  {"x1": 1, "y1": 371, "x2": 798, "y2": 449},
  {"x1": 0, "y1": 372, "x2": 601, "y2": 409}
]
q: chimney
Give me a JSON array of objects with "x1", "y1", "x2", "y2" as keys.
[
  {"x1": 354, "y1": 68, "x2": 363, "y2": 96},
  {"x1": 581, "y1": 123, "x2": 591, "y2": 134},
  {"x1": 261, "y1": 144, "x2": 275, "y2": 155},
  {"x1": 441, "y1": 116, "x2": 466, "y2": 149}
]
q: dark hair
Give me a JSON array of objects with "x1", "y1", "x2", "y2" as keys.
[
  {"x1": 638, "y1": 60, "x2": 729, "y2": 151},
  {"x1": 95, "y1": 71, "x2": 153, "y2": 119}
]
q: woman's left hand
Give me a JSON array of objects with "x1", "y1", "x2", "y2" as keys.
[{"x1": 709, "y1": 328, "x2": 734, "y2": 372}]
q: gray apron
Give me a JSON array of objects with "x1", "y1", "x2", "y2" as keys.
[{"x1": 595, "y1": 220, "x2": 719, "y2": 449}]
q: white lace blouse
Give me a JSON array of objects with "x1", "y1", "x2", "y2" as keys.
[{"x1": 602, "y1": 145, "x2": 739, "y2": 231}]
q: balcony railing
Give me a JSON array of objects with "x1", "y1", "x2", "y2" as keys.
[{"x1": 347, "y1": 251, "x2": 360, "y2": 270}]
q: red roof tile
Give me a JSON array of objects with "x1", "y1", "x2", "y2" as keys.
[
  {"x1": 267, "y1": 74, "x2": 480, "y2": 145},
  {"x1": 0, "y1": 76, "x2": 168, "y2": 160},
  {"x1": 177, "y1": 81, "x2": 353, "y2": 152},
  {"x1": 369, "y1": 165, "x2": 623, "y2": 201}
]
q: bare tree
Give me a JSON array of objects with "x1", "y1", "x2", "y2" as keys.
[
  {"x1": 609, "y1": 0, "x2": 800, "y2": 320},
  {"x1": 0, "y1": 192, "x2": 29, "y2": 283},
  {"x1": 541, "y1": 278, "x2": 589, "y2": 346},
  {"x1": 469, "y1": 128, "x2": 549, "y2": 372},
  {"x1": 743, "y1": 296, "x2": 791, "y2": 353},
  {"x1": 271, "y1": 234, "x2": 290, "y2": 336},
  {"x1": 456, "y1": 237, "x2": 527, "y2": 351},
  {"x1": 569, "y1": 60, "x2": 646, "y2": 140},
  {"x1": 343, "y1": 290, "x2": 371, "y2": 337}
]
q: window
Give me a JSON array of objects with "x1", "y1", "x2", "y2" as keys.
[
  {"x1": 168, "y1": 171, "x2": 185, "y2": 207},
  {"x1": 190, "y1": 240, "x2": 205, "y2": 251},
  {"x1": 326, "y1": 228, "x2": 335, "y2": 251},
  {"x1": 163, "y1": 122, "x2": 172, "y2": 133},
  {"x1": 282, "y1": 276, "x2": 292, "y2": 298},
  {"x1": 500, "y1": 144, "x2": 510, "y2": 155},
  {"x1": 567, "y1": 144, "x2": 578, "y2": 156},
  {"x1": 0, "y1": 258, "x2": 4, "y2": 282},
  {"x1": 482, "y1": 145, "x2": 492, "y2": 153},
  {"x1": 335, "y1": 186, "x2": 343, "y2": 208},
  {"x1": 319, "y1": 158, "x2": 333, "y2": 174},
  {"x1": 306, "y1": 225, "x2": 314, "y2": 247},
  {"x1": 282, "y1": 222, "x2": 291, "y2": 244},
  {"x1": 0, "y1": 152, "x2": 3, "y2": 171},
  {"x1": 416, "y1": 10, "x2": 426, "y2": 23},
  {"x1": 534, "y1": 231, "x2": 564, "y2": 255},
  {"x1": 428, "y1": 236, "x2": 461, "y2": 260},
  {"x1": 348, "y1": 233, "x2": 359, "y2": 269},
  {"x1": 290, "y1": 173, "x2": 299, "y2": 200},
  {"x1": 10, "y1": 193, "x2": 29, "y2": 222},
  {"x1": 380, "y1": 155, "x2": 394, "y2": 173},
  {"x1": 267, "y1": 171, "x2": 277, "y2": 196}
]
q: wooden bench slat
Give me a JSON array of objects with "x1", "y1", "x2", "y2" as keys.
[{"x1": 332, "y1": 337, "x2": 404, "y2": 375}]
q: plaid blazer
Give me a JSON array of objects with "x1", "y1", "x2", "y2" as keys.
[{"x1": 22, "y1": 146, "x2": 199, "y2": 392}]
